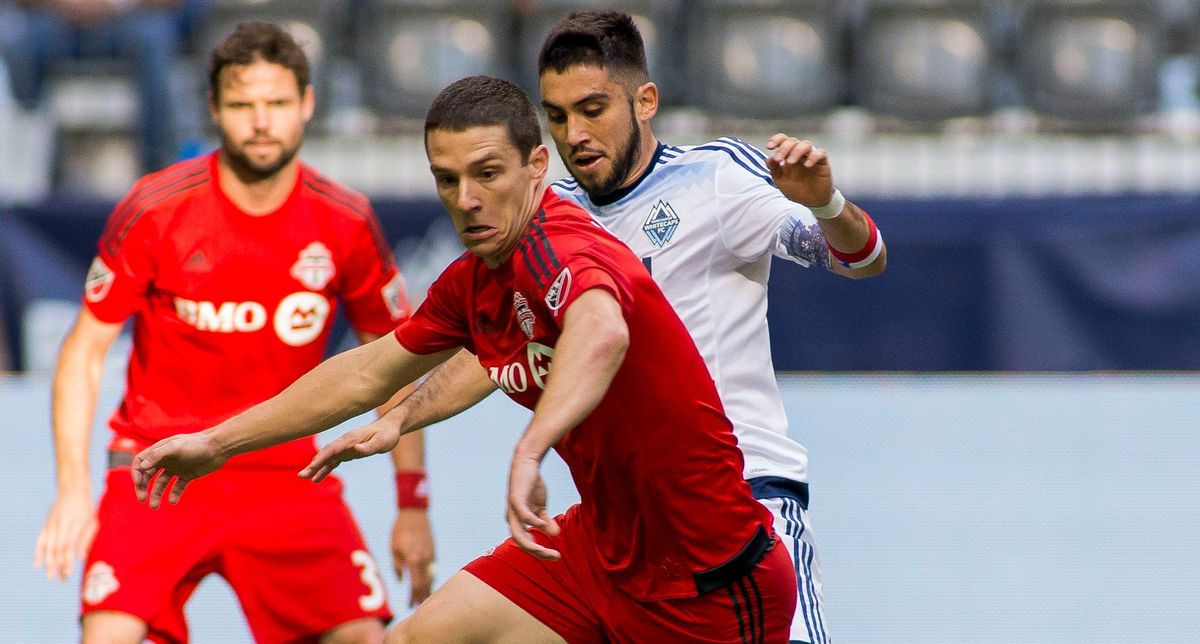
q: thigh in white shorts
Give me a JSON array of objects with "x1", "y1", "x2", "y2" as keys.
[{"x1": 757, "y1": 495, "x2": 829, "y2": 644}]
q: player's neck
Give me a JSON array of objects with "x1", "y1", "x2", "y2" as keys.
[
  {"x1": 619, "y1": 129, "x2": 660, "y2": 191},
  {"x1": 482, "y1": 183, "x2": 543, "y2": 269},
  {"x1": 217, "y1": 154, "x2": 300, "y2": 216}
]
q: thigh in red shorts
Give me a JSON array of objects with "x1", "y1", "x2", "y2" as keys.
[
  {"x1": 83, "y1": 463, "x2": 391, "y2": 643},
  {"x1": 465, "y1": 504, "x2": 798, "y2": 643}
]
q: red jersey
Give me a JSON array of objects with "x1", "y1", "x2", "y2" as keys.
[
  {"x1": 84, "y1": 152, "x2": 410, "y2": 469},
  {"x1": 396, "y1": 188, "x2": 773, "y2": 601}
]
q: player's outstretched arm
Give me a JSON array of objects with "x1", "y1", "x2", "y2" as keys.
[
  {"x1": 35, "y1": 309, "x2": 122, "y2": 580},
  {"x1": 507, "y1": 288, "x2": 630, "y2": 560},
  {"x1": 133, "y1": 336, "x2": 457, "y2": 507},
  {"x1": 765, "y1": 133, "x2": 887, "y2": 278},
  {"x1": 301, "y1": 347, "x2": 495, "y2": 604},
  {"x1": 300, "y1": 348, "x2": 496, "y2": 482}
]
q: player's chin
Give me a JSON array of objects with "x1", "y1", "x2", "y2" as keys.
[{"x1": 571, "y1": 171, "x2": 609, "y2": 195}]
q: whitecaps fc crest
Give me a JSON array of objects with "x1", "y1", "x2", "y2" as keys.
[
  {"x1": 513, "y1": 292, "x2": 536, "y2": 339},
  {"x1": 642, "y1": 200, "x2": 680, "y2": 248},
  {"x1": 544, "y1": 268, "x2": 572, "y2": 312},
  {"x1": 290, "y1": 242, "x2": 336, "y2": 290}
]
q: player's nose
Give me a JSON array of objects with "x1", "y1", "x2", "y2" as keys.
[{"x1": 565, "y1": 113, "x2": 591, "y2": 146}]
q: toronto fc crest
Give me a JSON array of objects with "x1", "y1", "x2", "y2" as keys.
[
  {"x1": 290, "y1": 242, "x2": 336, "y2": 290},
  {"x1": 513, "y1": 291, "x2": 536, "y2": 339}
]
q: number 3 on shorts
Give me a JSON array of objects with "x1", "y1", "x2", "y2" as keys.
[{"x1": 351, "y1": 549, "x2": 386, "y2": 611}]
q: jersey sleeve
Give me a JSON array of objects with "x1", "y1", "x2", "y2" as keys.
[
  {"x1": 541, "y1": 240, "x2": 635, "y2": 327},
  {"x1": 394, "y1": 262, "x2": 469, "y2": 354},
  {"x1": 338, "y1": 205, "x2": 412, "y2": 336},
  {"x1": 708, "y1": 139, "x2": 830, "y2": 269},
  {"x1": 83, "y1": 195, "x2": 159, "y2": 323}
]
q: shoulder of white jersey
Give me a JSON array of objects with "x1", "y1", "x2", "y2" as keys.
[
  {"x1": 676, "y1": 136, "x2": 776, "y2": 188},
  {"x1": 550, "y1": 176, "x2": 583, "y2": 197}
]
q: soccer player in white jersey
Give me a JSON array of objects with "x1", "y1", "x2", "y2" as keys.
[
  {"x1": 536, "y1": 12, "x2": 885, "y2": 643},
  {"x1": 317, "y1": 10, "x2": 886, "y2": 644}
]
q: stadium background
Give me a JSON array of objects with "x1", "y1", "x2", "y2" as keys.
[{"x1": 2, "y1": 0, "x2": 1198, "y2": 641}]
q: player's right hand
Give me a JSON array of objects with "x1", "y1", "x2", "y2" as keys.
[
  {"x1": 132, "y1": 433, "x2": 228, "y2": 508},
  {"x1": 506, "y1": 456, "x2": 560, "y2": 561},
  {"x1": 34, "y1": 490, "x2": 97, "y2": 581},
  {"x1": 300, "y1": 421, "x2": 401, "y2": 483}
]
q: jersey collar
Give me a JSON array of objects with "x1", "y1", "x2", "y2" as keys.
[{"x1": 589, "y1": 141, "x2": 665, "y2": 207}]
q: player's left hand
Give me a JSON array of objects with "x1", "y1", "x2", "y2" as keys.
[
  {"x1": 765, "y1": 133, "x2": 835, "y2": 209},
  {"x1": 506, "y1": 455, "x2": 560, "y2": 560},
  {"x1": 132, "y1": 432, "x2": 228, "y2": 508},
  {"x1": 300, "y1": 421, "x2": 401, "y2": 483},
  {"x1": 391, "y1": 509, "x2": 435, "y2": 606}
]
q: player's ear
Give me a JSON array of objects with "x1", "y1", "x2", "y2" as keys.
[
  {"x1": 301, "y1": 84, "x2": 315, "y2": 122},
  {"x1": 528, "y1": 144, "x2": 550, "y2": 182},
  {"x1": 634, "y1": 81, "x2": 659, "y2": 123},
  {"x1": 207, "y1": 90, "x2": 219, "y2": 124}
]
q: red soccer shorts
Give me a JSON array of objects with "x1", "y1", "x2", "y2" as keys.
[
  {"x1": 465, "y1": 504, "x2": 798, "y2": 643},
  {"x1": 82, "y1": 459, "x2": 391, "y2": 643}
]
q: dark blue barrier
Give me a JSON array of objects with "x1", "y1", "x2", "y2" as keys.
[{"x1": 3, "y1": 194, "x2": 1199, "y2": 371}]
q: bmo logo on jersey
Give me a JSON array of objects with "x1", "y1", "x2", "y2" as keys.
[
  {"x1": 489, "y1": 342, "x2": 555, "y2": 394},
  {"x1": 174, "y1": 292, "x2": 330, "y2": 346}
]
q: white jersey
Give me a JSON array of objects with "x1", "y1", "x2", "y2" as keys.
[{"x1": 551, "y1": 138, "x2": 832, "y2": 482}]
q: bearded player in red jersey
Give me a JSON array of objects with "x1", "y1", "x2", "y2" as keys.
[
  {"x1": 32, "y1": 22, "x2": 432, "y2": 643},
  {"x1": 130, "y1": 75, "x2": 798, "y2": 643}
]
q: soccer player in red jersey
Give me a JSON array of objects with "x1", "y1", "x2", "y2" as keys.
[
  {"x1": 32, "y1": 22, "x2": 431, "y2": 643},
  {"x1": 130, "y1": 75, "x2": 799, "y2": 643}
]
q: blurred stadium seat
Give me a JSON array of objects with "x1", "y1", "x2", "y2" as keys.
[
  {"x1": 1015, "y1": 0, "x2": 1162, "y2": 126},
  {"x1": 515, "y1": 0, "x2": 684, "y2": 105},
  {"x1": 684, "y1": 0, "x2": 843, "y2": 118},
  {"x1": 43, "y1": 58, "x2": 142, "y2": 197},
  {"x1": 356, "y1": 0, "x2": 512, "y2": 119},
  {"x1": 852, "y1": 0, "x2": 995, "y2": 121}
]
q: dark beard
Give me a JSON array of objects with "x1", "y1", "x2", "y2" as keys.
[
  {"x1": 574, "y1": 108, "x2": 642, "y2": 198},
  {"x1": 221, "y1": 134, "x2": 301, "y2": 183}
]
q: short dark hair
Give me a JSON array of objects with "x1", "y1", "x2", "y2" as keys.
[
  {"x1": 209, "y1": 21, "x2": 310, "y2": 99},
  {"x1": 424, "y1": 76, "x2": 542, "y2": 160},
  {"x1": 537, "y1": 10, "x2": 649, "y2": 90}
]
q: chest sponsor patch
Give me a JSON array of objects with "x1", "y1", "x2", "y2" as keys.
[
  {"x1": 642, "y1": 200, "x2": 680, "y2": 248},
  {"x1": 544, "y1": 267, "x2": 572, "y2": 312},
  {"x1": 290, "y1": 241, "x2": 336, "y2": 290},
  {"x1": 274, "y1": 291, "x2": 331, "y2": 346},
  {"x1": 84, "y1": 256, "x2": 115, "y2": 302}
]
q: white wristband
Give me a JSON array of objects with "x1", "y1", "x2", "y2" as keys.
[{"x1": 809, "y1": 188, "x2": 845, "y2": 220}]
